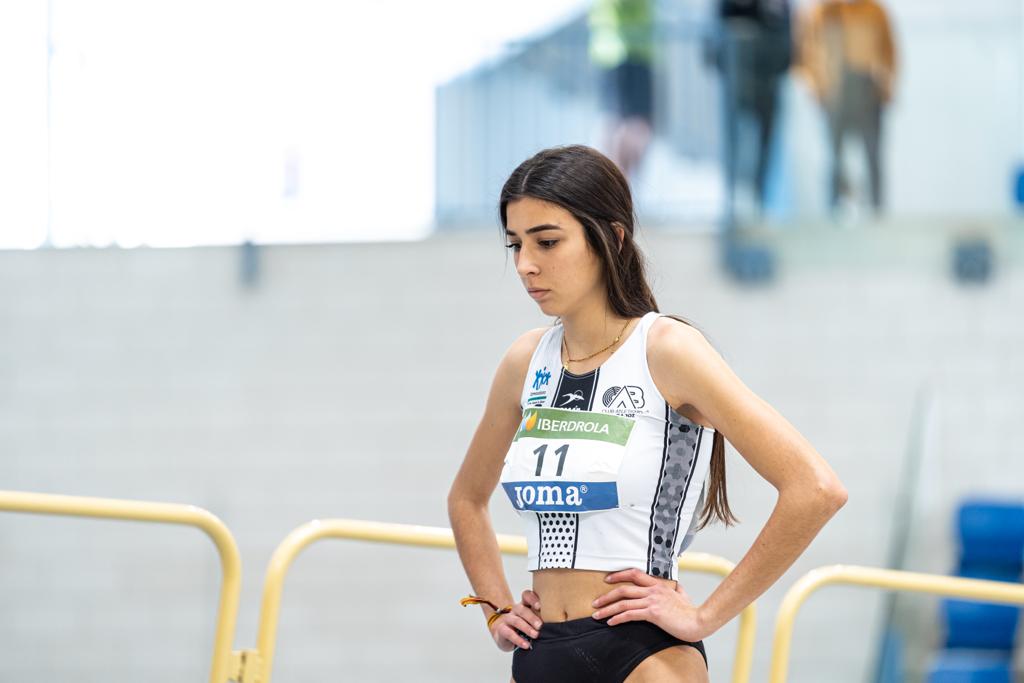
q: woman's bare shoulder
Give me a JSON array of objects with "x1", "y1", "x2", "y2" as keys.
[
  {"x1": 647, "y1": 315, "x2": 709, "y2": 356},
  {"x1": 501, "y1": 326, "x2": 551, "y2": 372},
  {"x1": 487, "y1": 326, "x2": 552, "y2": 413},
  {"x1": 646, "y1": 315, "x2": 721, "y2": 410}
]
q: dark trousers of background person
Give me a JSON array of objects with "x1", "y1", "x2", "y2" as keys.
[
  {"x1": 719, "y1": 19, "x2": 790, "y2": 228},
  {"x1": 826, "y1": 68, "x2": 883, "y2": 213},
  {"x1": 599, "y1": 59, "x2": 654, "y2": 179},
  {"x1": 602, "y1": 59, "x2": 654, "y2": 122}
]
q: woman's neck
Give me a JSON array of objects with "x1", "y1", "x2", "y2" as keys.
[{"x1": 559, "y1": 300, "x2": 633, "y2": 359}]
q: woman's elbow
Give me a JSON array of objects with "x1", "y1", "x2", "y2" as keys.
[
  {"x1": 447, "y1": 487, "x2": 469, "y2": 519},
  {"x1": 815, "y1": 475, "x2": 848, "y2": 516}
]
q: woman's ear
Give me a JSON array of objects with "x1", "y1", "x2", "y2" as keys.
[{"x1": 612, "y1": 223, "x2": 626, "y2": 252}]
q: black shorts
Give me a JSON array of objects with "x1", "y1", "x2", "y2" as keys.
[{"x1": 511, "y1": 616, "x2": 706, "y2": 683}]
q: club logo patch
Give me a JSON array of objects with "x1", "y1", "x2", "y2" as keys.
[{"x1": 602, "y1": 385, "x2": 646, "y2": 411}]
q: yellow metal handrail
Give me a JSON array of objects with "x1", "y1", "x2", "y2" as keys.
[
  {"x1": 768, "y1": 564, "x2": 1024, "y2": 683},
  {"x1": 0, "y1": 490, "x2": 242, "y2": 683},
  {"x1": 254, "y1": 518, "x2": 756, "y2": 683}
]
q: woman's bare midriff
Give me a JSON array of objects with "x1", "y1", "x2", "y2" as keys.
[{"x1": 532, "y1": 567, "x2": 677, "y2": 622}]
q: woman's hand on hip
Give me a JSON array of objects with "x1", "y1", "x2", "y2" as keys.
[
  {"x1": 491, "y1": 589, "x2": 543, "y2": 652},
  {"x1": 592, "y1": 568, "x2": 709, "y2": 642}
]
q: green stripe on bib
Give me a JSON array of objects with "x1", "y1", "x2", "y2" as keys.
[{"x1": 513, "y1": 407, "x2": 634, "y2": 445}]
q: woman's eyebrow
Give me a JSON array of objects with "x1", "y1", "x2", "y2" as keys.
[{"x1": 505, "y1": 224, "x2": 564, "y2": 237}]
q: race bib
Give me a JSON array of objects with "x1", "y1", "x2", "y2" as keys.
[{"x1": 500, "y1": 407, "x2": 635, "y2": 513}]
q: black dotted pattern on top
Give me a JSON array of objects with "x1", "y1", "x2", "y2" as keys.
[
  {"x1": 647, "y1": 407, "x2": 702, "y2": 578},
  {"x1": 536, "y1": 512, "x2": 578, "y2": 569}
]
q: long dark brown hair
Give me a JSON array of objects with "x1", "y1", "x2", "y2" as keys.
[{"x1": 499, "y1": 144, "x2": 736, "y2": 529}]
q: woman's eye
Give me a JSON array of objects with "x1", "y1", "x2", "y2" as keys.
[
  {"x1": 505, "y1": 243, "x2": 522, "y2": 251},
  {"x1": 538, "y1": 240, "x2": 558, "y2": 249}
]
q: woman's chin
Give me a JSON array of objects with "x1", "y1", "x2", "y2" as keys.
[{"x1": 534, "y1": 300, "x2": 560, "y2": 317}]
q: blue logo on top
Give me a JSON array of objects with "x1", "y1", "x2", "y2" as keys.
[
  {"x1": 502, "y1": 480, "x2": 619, "y2": 512},
  {"x1": 532, "y1": 366, "x2": 551, "y2": 390}
]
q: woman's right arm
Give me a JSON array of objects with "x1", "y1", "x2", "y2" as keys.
[{"x1": 447, "y1": 328, "x2": 547, "y2": 651}]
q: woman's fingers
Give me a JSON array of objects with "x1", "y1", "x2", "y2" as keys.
[
  {"x1": 497, "y1": 613, "x2": 538, "y2": 648},
  {"x1": 522, "y1": 589, "x2": 542, "y2": 612},
  {"x1": 496, "y1": 623, "x2": 532, "y2": 650},
  {"x1": 511, "y1": 602, "x2": 543, "y2": 632},
  {"x1": 492, "y1": 595, "x2": 544, "y2": 651},
  {"x1": 593, "y1": 597, "x2": 649, "y2": 620},
  {"x1": 592, "y1": 584, "x2": 648, "y2": 608},
  {"x1": 606, "y1": 607, "x2": 648, "y2": 627},
  {"x1": 604, "y1": 567, "x2": 658, "y2": 587}
]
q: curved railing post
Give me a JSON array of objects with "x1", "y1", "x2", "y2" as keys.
[
  {"x1": 768, "y1": 564, "x2": 1024, "y2": 683},
  {"x1": 254, "y1": 518, "x2": 755, "y2": 683},
  {"x1": 0, "y1": 490, "x2": 242, "y2": 683}
]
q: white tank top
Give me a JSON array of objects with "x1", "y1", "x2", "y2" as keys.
[{"x1": 498, "y1": 312, "x2": 715, "y2": 581}]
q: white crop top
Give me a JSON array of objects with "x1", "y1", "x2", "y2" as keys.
[{"x1": 498, "y1": 312, "x2": 715, "y2": 581}]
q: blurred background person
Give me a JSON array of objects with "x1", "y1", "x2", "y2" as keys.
[
  {"x1": 797, "y1": 0, "x2": 897, "y2": 219},
  {"x1": 706, "y1": 0, "x2": 793, "y2": 230},
  {"x1": 589, "y1": 0, "x2": 655, "y2": 179}
]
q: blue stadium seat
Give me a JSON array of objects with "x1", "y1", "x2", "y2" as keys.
[
  {"x1": 955, "y1": 564, "x2": 1023, "y2": 584},
  {"x1": 957, "y1": 500, "x2": 1024, "y2": 568},
  {"x1": 941, "y1": 598, "x2": 1019, "y2": 650},
  {"x1": 922, "y1": 500, "x2": 1024, "y2": 683},
  {"x1": 927, "y1": 650, "x2": 1012, "y2": 683}
]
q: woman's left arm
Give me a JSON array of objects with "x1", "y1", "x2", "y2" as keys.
[{"x1": 592, "y1": 319, "x2": 848, "y2": 641}]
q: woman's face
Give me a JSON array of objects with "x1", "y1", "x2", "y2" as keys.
[{"x1": 504, "y1": 197, "x2": 606, "y2": 317}]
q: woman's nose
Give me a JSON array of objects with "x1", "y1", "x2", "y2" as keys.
[{"x1": 515, "y1": 247, "x2": 539, "y2": 276}]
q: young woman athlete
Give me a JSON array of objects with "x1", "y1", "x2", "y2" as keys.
[{"x1": 448, "y1": 145, "x2": 847, "y2": 683}]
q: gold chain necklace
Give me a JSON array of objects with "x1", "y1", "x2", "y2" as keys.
[{"x1": 561, "y1": 319, "x2": 631, "y2": 370}]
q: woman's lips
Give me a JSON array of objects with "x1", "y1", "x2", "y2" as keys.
[{"x1": 527, "y1": 288, "x2": 550, "y2": 300}]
